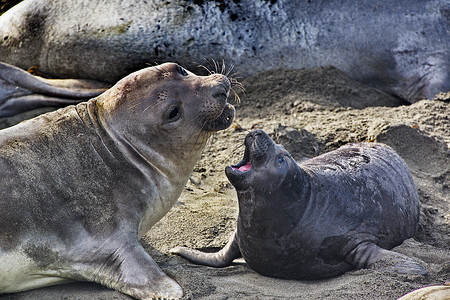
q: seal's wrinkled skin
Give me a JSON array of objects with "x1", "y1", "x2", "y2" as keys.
[
  {"x1": 0, "y1": 63, "x2": 235, "y2": 299},
  {"x1": 171, "y1": 130, "x2": 426, "y2": 279},
  {"x1": 0, "y1": 0, "x2": 448, "y2": 105}
]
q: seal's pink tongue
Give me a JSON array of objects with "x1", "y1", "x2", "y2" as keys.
[{"x1": 233, "y1": 162, "x2": 251, "y2": 172}]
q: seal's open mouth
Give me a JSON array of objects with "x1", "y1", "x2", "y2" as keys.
[
  {"x1": 232, "y1": 162, "x2": 251, "y2": 172},
  {"x1": 226, "y1": 130, "x2": 275, "y2": 183},
  {"x1": 231, "y1": 146, "x2": 251, "y2": 173},
  {"x1": 225, "y1": 137, "x2": 252, "y2": 188}
]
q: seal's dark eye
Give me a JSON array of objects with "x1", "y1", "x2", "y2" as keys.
[
  {"x1": 176, "y1": 65, "x2": 188, "y2": 76},
  {"x1": 277, "y1": 156, "x2": 285, "y2": 164},
  {"x1": 168, "y1": 105, "x2": 180, "y2": 121}
]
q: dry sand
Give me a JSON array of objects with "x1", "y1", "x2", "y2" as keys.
[{"x1": 1, "y1": 66, "x2": 449, "y2": 299}]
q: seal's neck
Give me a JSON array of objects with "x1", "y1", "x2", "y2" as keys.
[
  {"x1": 237, "y1": 167, "x2": 311, "y2": 234},
  {"x1": 78, "y1": 99, "x2": 203, "y2": 236}
]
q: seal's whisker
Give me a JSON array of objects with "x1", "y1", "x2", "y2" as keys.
[
  {"x1": 230, "y1": 77, "x2": 245, "y2": 88},
  {"x1": 198, "y1": 64, "x2": 213, "y2": 75},
  {"x1": 200, "y1": 132, "x2": 212, "y2": 152},
  {"x1": 207, "y1": 131, "x2": 219, "y2": 148},
  {"x1": 225, "y1": 64, "x2": 235, "y2": 77},
  {"x1": 185, "y1": 125, "x2": 202, "y2": 146},
  {"x1": 230, "y1": 79, "x2": 245, "y2": 93},
  {"x1": 203, "y1": 58, "x2": 214, "y2": 74},
  {"x1": 128, "y1": 94, "x2": 160, "y2": 107},
  {"x1": 232, "y1": 141, "x2": 245, "y2": 153},
  {"x1": 188, "y1": 114, "x2": 217, "y2": 154},
  {"x1": 145, "y1": 62, "x2": 160, "y2": 67},
  {"x1": 221, "y1": 59, "x2": 226, "y2": 75},
  {"x1": 185, "y1": 116, "x2": 207, "y2": 146},
  {"x1": 142, "y1": 98, "x2": 166, "y2": 113},
  {"x1": 188, "y1": 129, "x2": 208, "y2": 155},
  {"x1": 227, "y1": 70, "x2": 243, "y2": 80},
  {"x1": 230, "y1": 88, "x2": 241, "y2": 103},
  {"x1": 212, "y1": 59, "x2": 219, "y2": 74},
  {"x1": 151, "y1": 64, "x2": 167, "y2": 76}
]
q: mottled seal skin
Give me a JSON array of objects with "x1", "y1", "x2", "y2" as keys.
[
  {"x1": 171, "y1": 130, "x2": 427, "y2": 279},
  {"x1": 0, "y1": 62, "x2": 235, "y2": 299},
  {"x1": 0, "y1": 0, "x2": 448, "y2": 103}
]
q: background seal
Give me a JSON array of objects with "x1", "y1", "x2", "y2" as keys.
[{"x1": 0, "y1": 0, "x2": 448, "y2": 104}]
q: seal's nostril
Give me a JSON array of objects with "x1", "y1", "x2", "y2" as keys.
[
  {"x1": 253, "y1": 130, "x2": 263, "y2": 137},
  {"x1": 212, "y1": 91, "x2": 227, "y2": 100}
]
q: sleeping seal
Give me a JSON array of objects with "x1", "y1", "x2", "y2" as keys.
[
  {"x1": 0, "y1": 0, "x2": 448, "y2": 107},
  {"x1": 171, "y1": 130, "x2": 427, "y2": 279},
  {"x1": 0, "y1": 62, "x2": 235, "y2": 299}
]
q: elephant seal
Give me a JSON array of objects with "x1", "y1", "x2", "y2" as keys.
[
  {"x1": 0, "y1": 62, "x2": 235, "y2": 299},
  {"x1": 0, "y1": 0, "x2": 448, "y2": 104},
  {"x1": 171, "y1": 130, "x2": 427, "y2": 279},
  {"x1": 0, "y1": 62, "x2": 109, "y2": 117},
  {"x1": 398, "y1": 285, "x2": 450, "y2": 300}
]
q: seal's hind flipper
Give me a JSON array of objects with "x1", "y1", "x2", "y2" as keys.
[
  {"x1": 66, "y1": 241, "x2": 183, "y2": 299},
  {"x1": 0, "y1": 62, "x2": 109, "y2": 117},
  {"x1": 345, "y1": 242, "x2": 427, "y2": 275},
  {"x1": 170, "y1": 230, "x2": 242, "y2": 267}
]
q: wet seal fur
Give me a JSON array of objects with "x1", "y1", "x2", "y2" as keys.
[
  {"x1": 171, "y1": 130, "x2": 427, "y2": 279},
  {"x1": 0, "y1": 62, "x2": 235, "y2": 299},
  {"x1": 0, "y1": 0, "x2": 448, "y2": 105}
]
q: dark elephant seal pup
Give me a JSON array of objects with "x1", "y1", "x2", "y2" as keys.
[
  {"x1": 171, "y1": 130, "x2": 427, "y2": 279},
  {"x1": 0, "y1": 62, "x2": 235, "y2": 299}
]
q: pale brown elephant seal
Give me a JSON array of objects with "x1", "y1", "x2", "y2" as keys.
[
  {"x1": 0, "y1": 62, "x2": 235, "y2": 299},
  {"x1": 398, "y1": 285, "x2": 450, "y2": 300},
  {"x1": 171, "y1": 130, "x2": 426, "y2": 279}
]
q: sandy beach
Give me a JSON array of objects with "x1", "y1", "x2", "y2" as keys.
[{"x1": 1, "y1": 66, "x2": 449, "y2": 299}]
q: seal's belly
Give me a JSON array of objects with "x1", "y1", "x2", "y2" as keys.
[
  {"x1": 0, "y1": 250, "x2": 70, "y2": 293},
  {"x1": 238, "y1": 232, "x2": 352, "y2": 280}
]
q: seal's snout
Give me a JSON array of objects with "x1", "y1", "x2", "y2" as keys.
[
  {"x1": 247, "y1": 130, "x2": 273, "y2": 162},
  {"x1": 211, "y1": 75, "x2": 231, "y2": 104},
  {"x1": 202, "y1": 74, "x2": 235, "y2": 132},
  {"x1": 226, "y1": 130, "x2": 277, "y2": 189},
  {"x1": 227, "y1": 130, "x2": 274, "y2": 176}
]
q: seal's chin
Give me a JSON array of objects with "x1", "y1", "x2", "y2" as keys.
[{"x1": 203, "y1": 103, "x2": 235, "y2": 131}]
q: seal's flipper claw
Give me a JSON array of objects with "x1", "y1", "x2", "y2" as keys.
[
  {"x1": 368, "y1": 248, "x2": 428, "y2": 275},
  {"x1": 0, "y1": 62, "x2": 109, "y2": 117},
  {"x1": 71, "y1": 243, "x2": 183, "y2": 300},
  {"x1": 170, "y1": 230, "x2": 241, "y2": 268},
  {"x1": 346, "y1": 242, "x2": 427, "y2": 275}
]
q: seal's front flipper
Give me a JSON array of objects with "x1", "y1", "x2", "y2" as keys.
[
  {"x1": 345, "y1": 242, "x2": 427, "y2": 275},
  {"x1": 0, "y1": 62, "x2": 109, "y2": 117},
  {"x1": 170, "y1": 230, "x2": 241, "y2": 267},
  {"x1": 71, "y1": 243, "x2": 182, "y2": 300}
]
